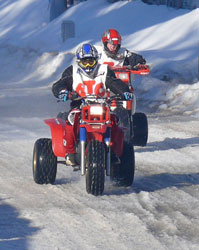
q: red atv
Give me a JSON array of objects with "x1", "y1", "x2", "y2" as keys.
[
  {"x1": 33, "y1": 94, "x2": 135, "y2": 196},
  {"x1": 32, "y1": 65, "x2": 149, "y2": 196}
]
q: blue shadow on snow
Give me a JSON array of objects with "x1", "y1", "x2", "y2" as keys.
[{"x1": 0, "y1": 199, "x2": 39, "y2": 250}]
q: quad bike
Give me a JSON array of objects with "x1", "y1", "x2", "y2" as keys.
[
  {"x1": 32, "y1": 65, "x2": 149, "y2": 196},
  {"x1": 33, "y1": 94, "x2": 135, "y2": 196},
  {"x1": 109, "y1": 64, "x2": 150, "y2": 146}
]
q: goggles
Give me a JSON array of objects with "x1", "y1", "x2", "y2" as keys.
[
  {"x1": 79, "y1": 58, "x2": 96, "y2": 68},
  {"x1": 107, "y1": 38, "x2": 120, "y2": 45}
]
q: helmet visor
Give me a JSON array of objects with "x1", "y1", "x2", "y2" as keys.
[{"x1": 108, "y1": 38, "x2": 120, "y2": 45}]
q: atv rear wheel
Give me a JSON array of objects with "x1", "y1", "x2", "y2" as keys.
[
  {"x1": 86, "y1": 140, "x2": 105, "y2": 196},
  {"x1": 114, "y1": 109, "x2": 148, "y2": 146},
  {"x1": 33, "y1": 138, "x2": 57, "y2": 184},
  {"x1": 132, "y1": 112, "x2": 148, "y2": 146},
  {"x1": 111, "y1": 142, "x2": 135, "y2": 187}
]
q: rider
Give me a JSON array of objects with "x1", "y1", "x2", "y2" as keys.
[
  {"x1": 97, "y1": 29, "x2": 147, "y2": 136},
  {"x1": 52, "y1": 43, "x2": 133, "y2": 166},
  {"x1": 98, "y1": 28, "x2": 146, "y2": 67}
]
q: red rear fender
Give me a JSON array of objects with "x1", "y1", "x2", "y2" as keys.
[{"x1": 44, "y1": 118, "x2": 67, "y2": 157}]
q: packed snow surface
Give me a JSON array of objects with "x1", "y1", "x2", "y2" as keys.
[{"x1": 0, "y1": 0, "x2": 199, "y2": 249}]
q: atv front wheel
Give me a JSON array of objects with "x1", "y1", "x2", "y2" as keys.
[
  {"x1": 33, "y1": 138, "x2": 57, "y2": 184},
  {"x1": 86, "y1": 140, "x2": 105, "y2": 196}
]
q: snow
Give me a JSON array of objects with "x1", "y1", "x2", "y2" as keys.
[{"x1": 0, "y1": 0, "x2": 199, "y2": 249}]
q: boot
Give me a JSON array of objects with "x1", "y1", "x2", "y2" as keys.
[
  {"x1": 65, "y1": 154, "x2": 80, "y2": 171},
  {"x1": 65, "y1": 153, "x2": 76, "y2": 166}
]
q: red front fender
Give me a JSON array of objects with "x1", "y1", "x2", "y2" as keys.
[{"x1": 44, "y1": 118, "x2": 67, "y2": 157}]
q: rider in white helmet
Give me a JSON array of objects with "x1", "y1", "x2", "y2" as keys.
[{"x1": 52, "y1": 43, "x2": 133, "y2": 166}]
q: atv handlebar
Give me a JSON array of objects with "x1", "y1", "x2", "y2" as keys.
[
  {"x1": 110, "y1": 64, "x2": 150, "y2": 75},
  {"x1": 76, "y1": 94, "x2": 122, "y2": 103},
  {"x1": 57, "y1": 93, "x2": 123, "y2": 104}
]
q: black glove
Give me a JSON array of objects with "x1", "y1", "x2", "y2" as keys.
[
  {"x1": 128, "y1": 54, "x2": 146, "y2": 68},
  {"x1": 135, "y1": 55, "x2": 146, "y2": 65}
]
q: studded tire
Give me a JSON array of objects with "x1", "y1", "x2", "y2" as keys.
[
  {"x1": 86, "y1": 140, "x2": 105, "y2": 196},
  {"x1": 33, "y1": 138, "x2": 57, "y2": 184}
]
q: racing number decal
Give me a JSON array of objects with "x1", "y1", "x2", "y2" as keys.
[
  {"x1": 76, "y1": 81, "x2": 105, "y2": 97},
  {"x1": 76, "y1": 83, "x2": 86, "y2": 97}
]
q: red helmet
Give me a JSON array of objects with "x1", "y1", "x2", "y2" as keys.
[
  {"x1": 101, "y1": 29, "x2": 121, "y2": 56},
  {"x1": 102, "y1": 29, "x2": 122, "y2": 45}
]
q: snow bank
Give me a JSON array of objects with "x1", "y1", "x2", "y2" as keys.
[{"x1": 0, "y1": 0, "x2": 199, "y2": 116}]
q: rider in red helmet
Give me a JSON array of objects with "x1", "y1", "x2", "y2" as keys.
[
  {"x1": 102, "y1": 29, "x2": 122, "y2": 57},
  {"x1": 99, "y1": 29, "x2": 147, "y2": 142},
  {"x1": 99, "y1": 28, "x2": 146, "y2": 67}
]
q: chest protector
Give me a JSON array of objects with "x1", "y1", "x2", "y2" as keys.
[
  {"x1": 73, "y1": 64, "x2": 108, "y2": 97},
  {"x1": 97, "y1": 47, "x2": 127, "y2": 67}
]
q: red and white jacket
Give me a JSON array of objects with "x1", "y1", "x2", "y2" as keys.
[
  {"x1": 52, "y1": 62, "x2": 130, "y2": 108},
  {"x1": 72, "y1": 64, "x2": 107, "y2": 97},
  {"x1": 96, "y1": 45, "x2": 146, "y2": 68}
]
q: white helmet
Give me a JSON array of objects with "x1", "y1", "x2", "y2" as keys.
[{"x1": 76, "y1": 43, "x2": 99, "y2": 74}]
